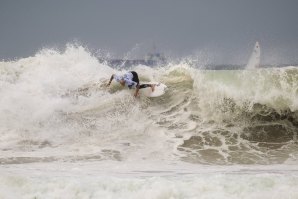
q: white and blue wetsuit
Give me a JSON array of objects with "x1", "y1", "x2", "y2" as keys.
[
  {"x1": 114, "y1": 71, "x2": 152, "y2": 89},
  {"x1": 114, "y1": 71, "x2": 139, "y2": 89}
]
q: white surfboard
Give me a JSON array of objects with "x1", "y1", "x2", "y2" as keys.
[{"x1": 139, "y1": 82, "x2": 167, "y2": 97}]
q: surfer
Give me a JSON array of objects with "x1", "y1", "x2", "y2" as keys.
[{"x1": 107, "y1": 71, "x2": 155, "y2": 97}]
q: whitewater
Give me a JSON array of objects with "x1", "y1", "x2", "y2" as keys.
[{"x1": 1, "y1": 45, "x2": 298, "y2": 198}]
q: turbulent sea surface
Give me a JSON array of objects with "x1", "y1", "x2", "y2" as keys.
[{"x1": 1, "y1": 45, "x2": 298, "y2": 198}]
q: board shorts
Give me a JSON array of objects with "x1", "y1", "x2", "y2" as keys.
[
  {"x1": 130, "y1": 71, "x2": 151, "y2": 89},
  {"x1": 130, "y1": 71, "x2": 140, "y2": 85}
]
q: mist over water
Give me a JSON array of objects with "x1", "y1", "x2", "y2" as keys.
[{"x1": 1, "y1": 45, "x2": 298, "y2": 198}]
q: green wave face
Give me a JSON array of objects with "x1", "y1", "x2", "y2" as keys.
[{"x1": 159, "y1": 67, "x2": 298, "y2": 164}]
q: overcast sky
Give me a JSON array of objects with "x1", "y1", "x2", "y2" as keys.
[{"x1": 1, "y1": 0, "x2": 298, "y2": 64}]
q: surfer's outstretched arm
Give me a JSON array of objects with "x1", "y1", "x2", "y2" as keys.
[{"x1": 107, "y1": 74, "x2": 114, "y2": 86}]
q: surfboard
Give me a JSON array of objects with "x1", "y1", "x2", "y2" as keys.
[{"x1": 139, "y1": 82, "x2": 167, "y2": 97}]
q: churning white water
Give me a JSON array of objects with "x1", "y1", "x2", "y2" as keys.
[{"x1": 1, "y1": 45, "x2": 298, "y2": 198}]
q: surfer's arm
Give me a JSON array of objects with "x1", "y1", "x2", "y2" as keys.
[{"x1": 107, "y1": 74, "x2": 114, "y2": 86}]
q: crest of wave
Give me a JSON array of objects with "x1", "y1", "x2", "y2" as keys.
[{"x1": 0, "y1": 44, "x2": 115, "y2": 148}]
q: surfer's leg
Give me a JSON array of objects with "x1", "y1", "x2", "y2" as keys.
[
  {"x1": 151, "y1": 84, "x2": 155, "y2": 92},
  {"x1": 139, "y1": 84, "x2": 150, "y2": 89},
  {"x1": 139, "y1": 84, "x2": 155, "y2": 92}
]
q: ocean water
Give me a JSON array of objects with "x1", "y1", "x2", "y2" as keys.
[{"x1": 1, "y1": 45, "x2": 298, "y2": 198}]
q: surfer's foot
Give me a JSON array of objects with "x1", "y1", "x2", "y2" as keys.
[{"x1": 151, "y1": 84, "x2": 155, "y2": 92}]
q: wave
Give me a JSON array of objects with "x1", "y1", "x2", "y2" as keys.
[{"x1": 1, "y1": 45, "x2": 298, "y2": 165}]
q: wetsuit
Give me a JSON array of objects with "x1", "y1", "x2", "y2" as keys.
[{"x1": 115, "y1": 71, "x2": 152, "y2": 89}]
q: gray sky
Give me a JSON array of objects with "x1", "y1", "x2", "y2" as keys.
[{"x1": 1, "y1": 0, "x2": 298, "y2": 64}]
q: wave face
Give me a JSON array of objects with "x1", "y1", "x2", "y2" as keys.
[{"x1": 1, "y1": 45, "x2": 298, "y2": 165}]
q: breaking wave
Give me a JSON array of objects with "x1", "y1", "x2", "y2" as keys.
[{"x1": 1, "y1": 45, "x2": 298, "y2": 165}]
